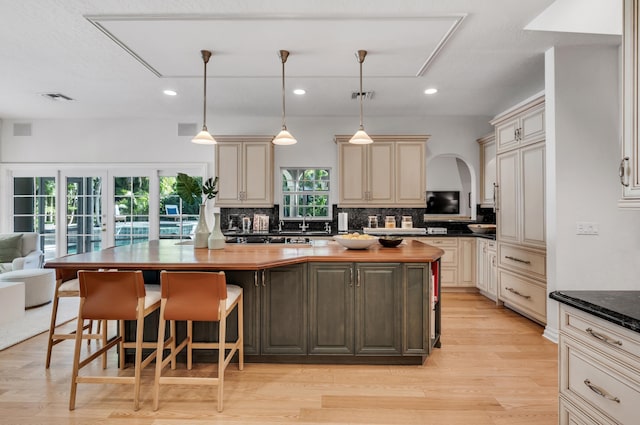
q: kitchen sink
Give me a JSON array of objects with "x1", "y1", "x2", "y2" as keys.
[{"x1": 278, "y1": 231, "x2": 330, "y2": 236}]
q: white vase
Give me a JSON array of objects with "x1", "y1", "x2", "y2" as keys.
[
  {"x1": 208, "y1": 210, "x2": 226, "y2": 250},
  {"x1": 193, "y1": 204, "x2": 210, "y2": 248}
]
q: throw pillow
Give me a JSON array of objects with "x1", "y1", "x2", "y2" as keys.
[{"x1": 0, "y1": 234, "x2": 23, "y2": 263}]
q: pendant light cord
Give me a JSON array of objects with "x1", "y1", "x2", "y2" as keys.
[
  {"x1": 357, "y1": 50, "x2": 367, "y2": 130},
  {"x1": 280, "y1": 50, "x2": 289, "y2": 130},
  {"x1": 201, "y1": 50, "x2": 212, "y2": 131}
]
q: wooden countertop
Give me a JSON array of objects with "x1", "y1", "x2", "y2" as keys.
[{"x1": 44, "y1": 239, "x2": 444, "y2": 271}]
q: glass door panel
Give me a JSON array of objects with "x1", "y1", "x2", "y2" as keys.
[
  {"x1": 64, "y1": 175, "x2": 105, "y2": 255},
  {"x1": 114, "y1": 176, "x2": 150, "y2": 246},
  {"x1": 12, "y1": 176, "x2": 57, "y2": 260}
]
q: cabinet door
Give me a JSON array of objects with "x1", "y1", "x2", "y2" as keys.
[
  {"x1": 458, "y1": 238, "x2": 476, "y2": 287},
  {"x1": 368, "y1": 142, "x2": 394, "y2": 205},
  {"x1": 355, "y1": 264, "x2": 402, "y2": 355},
  {"x1": 476, "y1": 239, "x2": 487, "y2": 291},
  {"x1": 487, "y1": 250, "x2": 498, "y2": 300},
  {"x1": 308, "y1": 263, "x2": 354, "y2": 355},
  {"x1": 395, "y1": 141, "x2": 425, "y2": 206},
  {"x1": 338, "y1": 143, "x2": 367, "y2": 204},
  {"x1": 262, "y1": 264, "x2": 307, "y2": 354},
  {"x1": 226, "y1": 270, "x2": 261, "y2": 355},
  {"x1": 215, "y1": 142, "x2": 242, "y2": 205},
  {"x1": 620, "y1": 0, "x2": 640, "y2": 206},
  {"x1": 520, "y1": 105, "x2": 545, "y2": 146},
  {"x1": 497, "y1": 150, "x2": 519, "y2": 244},
  {"x1": 521, "y1": 142, "x2": 546, "y2": 248},
  {"x1": 243, "y1": 142, "x2": 273, "y2": 206},
  {"x1": 478, "y1": 135, "x2": 496, "y2": 208},
  {"x1": 495, "y1": 118, "x2": 519, "y2": 153},
  {"x1": 403, "y1": 264, "x2": 429, "y2": 355}
]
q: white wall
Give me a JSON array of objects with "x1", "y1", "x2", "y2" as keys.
[
  {"x1": 545, "y1": 45, "x2": 640, "y2": 340},
  {"x1": 0, "y1": 114, "x2": 491, "y2": 211}
]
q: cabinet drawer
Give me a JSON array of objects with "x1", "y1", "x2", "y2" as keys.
[
  {"x1": 561, "y1": 306, "x2": 640, "y2": 371},
  {"x1": 486, "y1": 240, "x2": 496, "y2": 251},
  {"x1": 498, "y1": 269, "x2": 546, "y2": 323},
  {"x1": 559, "y1": 396, "x2": 617, "y2": 425},
  {"x1": 423, "y1": 238, "x2": 458, "y2": 247},
  {"x1": 498, "y1": 243, "x2": 546, "y2": 279},
  {"x1": 561, "y1": 337, "x2": 640, "y2": 425},
  {"x1": 439, "y1": 267, "x2": 457, "y2": 287}
]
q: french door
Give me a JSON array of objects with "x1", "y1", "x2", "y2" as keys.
[{"x1": 60, "y1": 170, "x2": 108, "y2": 255}]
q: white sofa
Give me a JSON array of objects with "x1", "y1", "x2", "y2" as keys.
[{"x1": 0, "y1": 232, "x2": 44, "y2": 273}]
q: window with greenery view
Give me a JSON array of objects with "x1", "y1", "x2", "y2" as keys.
[{"x1": 281, "y1": 168, "x2": 330, "y2": 219}]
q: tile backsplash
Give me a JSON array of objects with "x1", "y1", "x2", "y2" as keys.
[{"x1": 219, "y1": 204, "x2": 495, "y2": 233}]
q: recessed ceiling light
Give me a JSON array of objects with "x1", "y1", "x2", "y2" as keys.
[
  {"x1": 424, "y1": 88, "x2": 438, "y2": 95},
  {"x1": 163, "y1": 89, "x2": 177, "y2": 96},
  {"x1": 293, "y1": 89, "x2": 306, "y2": 95}
]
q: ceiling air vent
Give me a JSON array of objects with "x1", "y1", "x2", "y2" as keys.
[
  {"x1": 351, "y1": 91, "x2": 374, "y2": 100},
  {"x1": 41, "y1": 93, "x2": 75, "y2": 101}
]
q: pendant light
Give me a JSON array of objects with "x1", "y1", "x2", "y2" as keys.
[
  {"x1": 349, "y1": 50, "x2": 373, "y2": 145},
  {"x1": 273, "y1": 50, "x2": 297, "y2": 145},
  {"x1": 192, "y1": 50, "x2": 217, "y2": 144}
]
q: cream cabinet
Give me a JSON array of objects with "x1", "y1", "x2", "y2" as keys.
[
  {"x1": 215, "y1": 136, "x2": 274, "y2": 207},
  {"x1": 492, "y1": 97, "x2": 544, "y2": 154},
  {"x1": 335, "y1": 135, "x2": 428, "y2": 207},
  {"x1": 558, "y1": 305, "x2": 640, "y2": 425},
  {"x1": 417, "y1": 237, "x2": 474, "y2": 290},
  {"x1": 496, "y1": 142, "x2": 546, "y2": 249},
  {"x1": 477, "y1": 133, "x2": 496, "y2": 208},
  {"x1": 476, "y1": 238, "x2": 497, "y2": 302},
  {"x1": 620, "y1": 0, "x2": 640, "y2": 207},
  {"x1": 493, "y1": 95, "x2": 546, "y2": 324}
]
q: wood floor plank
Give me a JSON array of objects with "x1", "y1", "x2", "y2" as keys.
[{"x1": 0, "y1": 293, "x2": 558, "y2": 424}]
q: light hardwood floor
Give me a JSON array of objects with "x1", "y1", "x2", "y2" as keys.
[{"x1": 0, "y1": 293, "x2": 558, "y2": 425}]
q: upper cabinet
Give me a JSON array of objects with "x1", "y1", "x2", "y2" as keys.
[
  {"x1": 477, "y1": 133, "x2": 496, "y2": 208},
  {"x1": 620, "y1": 0, "x2": 640, "y2": 207},
  {"x1": 214, "y1": 136, "x2": 274, "y2": 207},
  {"x1": 335, "y1": 135, "x2": 429, "y2": 207},
  {"x1": 493, "y1": 98, "x2": 545, "y2": 154}
]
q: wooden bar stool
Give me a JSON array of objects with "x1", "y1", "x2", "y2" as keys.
[
  {"x1": 45, "y1": 268, "x2": 107, "y2": 369},
  {"x1": 153, "y1": 271, "x2": 244, "y2": 412},
  {"x1": 69, "y1": 270, "x2": 161, "y2": 411}
]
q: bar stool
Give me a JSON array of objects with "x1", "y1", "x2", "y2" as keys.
[
  {"x1": 153, "y1": 271, "x2": 244, "y2": 412},
  {"x1": 69, "y1": 270, "x2": 161, "y2": 411},
  {"x1": 45, "y1": 268, "x2": 107, "y2": 369}
]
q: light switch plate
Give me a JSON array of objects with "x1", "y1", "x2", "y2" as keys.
[{"x1": 576, "y1": 221, "x2": 599, "y2": 235}]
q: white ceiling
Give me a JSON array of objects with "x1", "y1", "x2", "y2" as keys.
[{"x1": 0, "y1": 0, "x2": 620, "y2": 121}]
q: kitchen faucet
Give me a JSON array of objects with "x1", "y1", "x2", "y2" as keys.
[{"x1": 299, "y1": 215, "x2": 309, "y2": 231}]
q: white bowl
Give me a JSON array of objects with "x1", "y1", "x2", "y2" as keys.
[
  {"x1": 467, "y1": 224, "x2": 496, "y2": 234},
  {"x1": 333, "y1": 235, "x2": 378, "y2": 250}
]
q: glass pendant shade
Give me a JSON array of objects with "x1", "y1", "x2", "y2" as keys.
[
  {"x1": 349, "y1": 128, "x2": 374, "y2": 144},
  {"x1": 192, "y1": 128, "x2": 216, "y2": 144},
  {"x1": 273, "y1": 50, "x2": 297, "y2": 145},
  {"x1": 350, "y1": 50, "x2": 373, "y2": 145},
  {"x1": 273, "y1": 128, "x2": 297, "y2": 145},
  {"x1": 192, "y1": 49, "x2": 217, "y2": 145}
]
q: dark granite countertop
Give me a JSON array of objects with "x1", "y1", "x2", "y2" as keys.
[{"x1": 549, "y1": 290, "x2": 640, "y2": 334}]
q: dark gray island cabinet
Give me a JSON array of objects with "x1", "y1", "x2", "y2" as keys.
[
  {"x1": 45, "y1": 240, "x2": 443, "y2": 365},
  {"x1": 227, "y1": 261, "x2": 434, "y2": 364}
]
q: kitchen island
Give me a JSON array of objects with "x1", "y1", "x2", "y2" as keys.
[{"x1": 45, "y1": 239, "x2": 444, "y2": 365}]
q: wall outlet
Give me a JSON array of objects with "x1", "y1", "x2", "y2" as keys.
[{"x1": 576, "y1": 221, "x2": 599, "y2": 235}]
